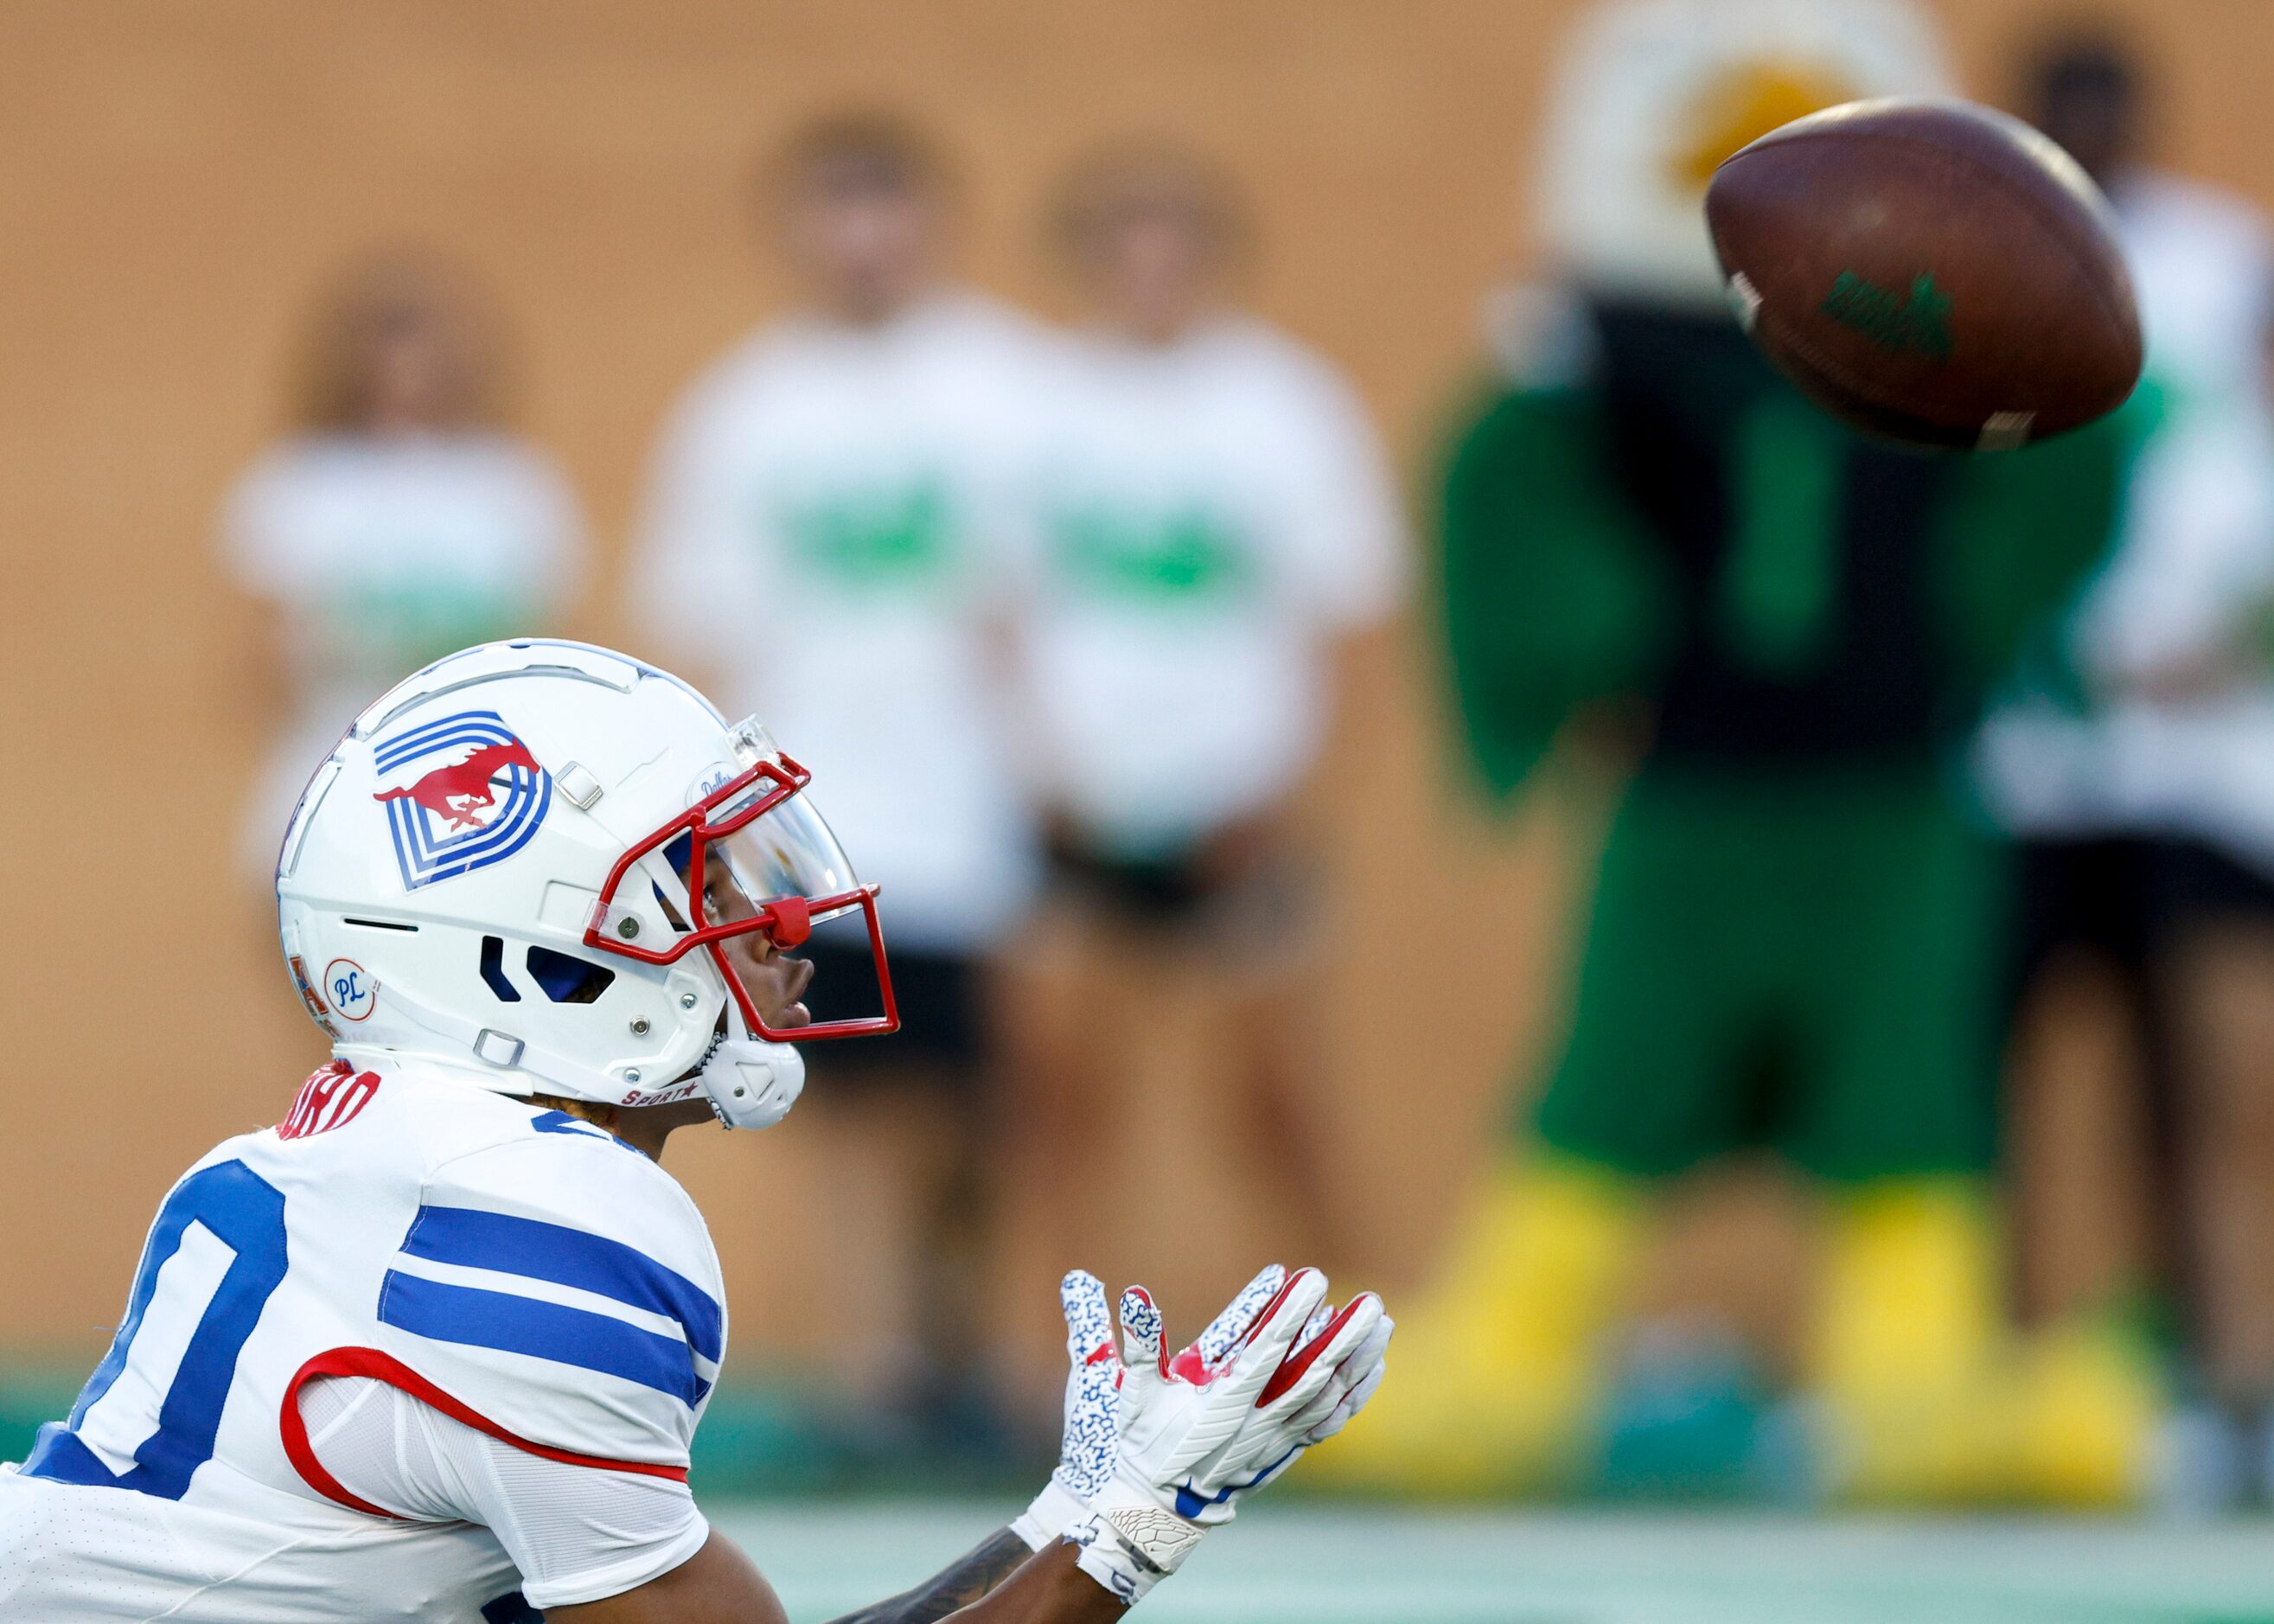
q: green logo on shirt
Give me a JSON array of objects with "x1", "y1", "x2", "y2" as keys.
[
  {"x1": 1050, "y1": 505, "x2": 1249, "y2": 602},
  {"x1": 1821, "y1": 271, "x2": 1953, "y2": 360},
  {"x1": 778, "y1": 480, "x2": 953, "y2": 588}
]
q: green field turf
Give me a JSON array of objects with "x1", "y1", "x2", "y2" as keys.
[{"x1": 716, "y1": 1500, "x2": 2274, "y2": 1624}]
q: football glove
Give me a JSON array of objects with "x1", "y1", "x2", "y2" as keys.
[
  {"x1": 1012, "y1": 1263, "x2": 1291, "y2": 1551},
  {"x1": 1066, "y1": 1268, "x2": 1391, "y2": 1602}
]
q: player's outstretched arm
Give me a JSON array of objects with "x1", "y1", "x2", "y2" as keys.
[
  {"x1": 553, "y1": 1267, "x2": 1387, "y2": 1622},
  {"x1": 821, "y1": 1529, "x2": 1039, "y2": 1623},
  {"x1": 548, "y1": 1525, "x2": 1119, "y2": 1624}
]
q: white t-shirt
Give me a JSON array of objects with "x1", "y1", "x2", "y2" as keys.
[
  {"x1": 1975, "y1": 169, "x2": 2274, "y2": 866},
  {"x1": 2114, "y1": 170, "x2": 2274, "y2": 418},
  {"x1": 1978, "y1": 404, "x2": 2274, "y2": 869},
  {"x1": 222, "y1": 432, "x2": 585, "y2": 878},
  {"x1": 629, "y1": 291, "x2": 1048, "y2": 952},
  {"x1": 1019, "y1": 316, "x2": 1408, "y2": 858}
]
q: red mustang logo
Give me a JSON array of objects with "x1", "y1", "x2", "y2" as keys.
[{"x1": 373, "y1": 739, "x2": 542, "y2": 831}]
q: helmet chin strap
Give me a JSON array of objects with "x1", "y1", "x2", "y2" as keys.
[{"x1": 695, "y1": 1026, "x2": 807, "y2": 1130}]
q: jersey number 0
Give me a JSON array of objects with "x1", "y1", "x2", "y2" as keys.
[{"x1": 22, "y1": 1160, "x2": 289, "y2": 1499}]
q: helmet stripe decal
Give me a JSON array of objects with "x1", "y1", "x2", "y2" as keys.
[{"x1": 371, "y1": 710, "x2": 553, "y2": 891}]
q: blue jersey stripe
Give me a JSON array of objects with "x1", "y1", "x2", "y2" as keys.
[
  {"x1": 399, "y1": 1205, "x2": 722, "y2": 1363},
  {"x1": 378, "y1": 1271, "x2": 711, "y2": 1405}
]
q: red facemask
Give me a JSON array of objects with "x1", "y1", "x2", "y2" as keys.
[{"x1": 584, "y1": 750, "x2": 897, "y2": 1044}]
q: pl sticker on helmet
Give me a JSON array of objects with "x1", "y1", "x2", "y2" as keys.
[
  {"x1": 323, "y1": 958, "x2": 376, "y2": 1022},
  {"x1": 370, "y1": 709, "x2": 553, "y2": 890}
]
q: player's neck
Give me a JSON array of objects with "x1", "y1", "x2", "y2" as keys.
[
  {"x1": 529, "y1": 1093, "x2": 714, "y2": 1160},
  {"x1": 623, "y1": 1099, "x2": 717, "y2": 1159}
]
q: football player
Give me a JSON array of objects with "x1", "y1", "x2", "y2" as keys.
[{"x1": 0, "y1": 639, "x2": 1389, "y2": 1621}]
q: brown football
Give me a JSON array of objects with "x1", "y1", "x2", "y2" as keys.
[{"x1": 1705, "y1": 97, "x2": 2142, "y2": 451}]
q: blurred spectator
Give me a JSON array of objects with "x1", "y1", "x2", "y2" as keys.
[
  {"x1": 1007, "y1": 144, "x2": 1406, "y2": 1266},
  {"x1": 1978, "y1": 29, "x2": 2274, "y2": 1512},
  {"x1": 629, "y1": 114, "x2": 1044, "y2": 1449},
  {"x1": 221, "y1": 253, "x2": 584, "y2": 887},
  {"x1": 1319, "y1": 0, "x2": 2149, "y2": 1506}
]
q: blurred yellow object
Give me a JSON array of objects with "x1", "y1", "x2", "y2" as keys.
[
  {"x1": 2007, "y1": 1316, "x2": 2161, "y2": 1508},
  {"x1": 1671, "y1": 62, "x2": 1859, "y2": 189},
  {"x1": 1805, "y1": 1180, "x2": 2159, "y2": 1506},
  {"x1": 1806, "y1": 1178, "x2": 2009, "y2": 1501},
  {"x1": 1316, "y1": 1163, "x2": 2162, "y2": 1504},
  {"x1": 1313, "y1": 1155, "x2": 1646, "y2": 1494},
  {"x1": 1809, "y1": 1180, "x2": 2001, "y2": 1400}
]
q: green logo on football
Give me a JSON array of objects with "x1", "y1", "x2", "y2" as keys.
[{"x1": 1821, "y1": 271, "x2": 1953, "y2": 360}]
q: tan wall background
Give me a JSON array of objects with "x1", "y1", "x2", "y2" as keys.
[{"x1": 3, "y1": 0, "x2": 2270, "y2": 1378}]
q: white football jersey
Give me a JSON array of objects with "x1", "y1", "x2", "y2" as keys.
[{"x1": 0, "y1": 1058, "x2": 725, "y2": 1621}]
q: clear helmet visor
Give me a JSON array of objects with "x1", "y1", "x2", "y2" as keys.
[
  {"x1": 704, "y1": 777, "x2": 861, "y2": 922},
  {"x1": 620, "y1": 730, "x2": 896, "y2": 1044}
]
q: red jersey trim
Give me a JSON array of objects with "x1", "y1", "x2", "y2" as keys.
[{"x1": 279, "y1": 1346, "x2": 691, "y2": 1520}]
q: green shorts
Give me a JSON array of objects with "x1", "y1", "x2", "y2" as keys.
[{"x1": 1532, "y1": 765, "x2": 2003, "y2": 1182}]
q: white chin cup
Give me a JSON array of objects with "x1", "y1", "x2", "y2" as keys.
[{"x1": 697, "y1": 1038, "x2": 806, "y2": 1129}]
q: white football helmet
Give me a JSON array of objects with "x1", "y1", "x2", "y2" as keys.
[{"x1": 274, "y1": 639, "x2": 897, "y2": 1129}]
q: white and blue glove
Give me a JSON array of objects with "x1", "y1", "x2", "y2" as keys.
[
  {"x1": 1014, "y1": 1264, "x2": 1391, "y2": 1603},
  {"x1": 1012, "y1": 1263, "x2": 1288, "y2": 1550}
]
